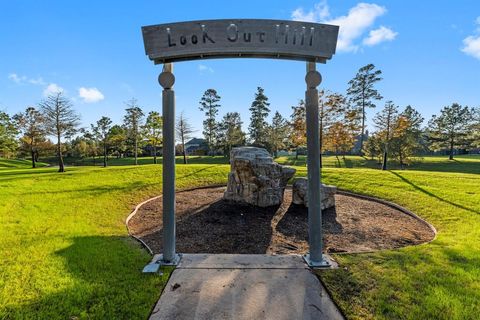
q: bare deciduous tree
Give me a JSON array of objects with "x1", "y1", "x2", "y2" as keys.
[{"x1": 39, "y1": 92, "x2": 80, "y2": 172}]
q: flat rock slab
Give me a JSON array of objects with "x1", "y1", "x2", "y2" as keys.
[{"x1": 149, "y1": 254, "x2": 343, "y2": 320}]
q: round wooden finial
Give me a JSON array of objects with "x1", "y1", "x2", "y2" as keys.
[
  {"x1": 159, "y1": 71, "x2": 175, "y2": 89},
  {"x1": 305, "y1": 70, "x2": 322, "y2": 88}
]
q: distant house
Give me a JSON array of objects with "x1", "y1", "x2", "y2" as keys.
[{"x1": 184, "y1": 138, "x2": 208, "y2": 155}]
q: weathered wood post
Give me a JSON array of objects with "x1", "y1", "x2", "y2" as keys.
[
  {"x1": 304, "y1": 61, "x2": 330, "y2": 267},
  {"x1": 159, "y1": 63, "x2": 180, "y2": 264}
]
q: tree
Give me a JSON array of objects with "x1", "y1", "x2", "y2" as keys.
[
  {"x1": 373, "y1": 101, "x2": 399, "y2": 170},
  {"x1": 80, "y1": 128, "x2": 99, "y2": 165},
  {"x1": 427, "y1": 103, "x2": 474, "y2": 160},
  {"x1": 199, "y1": 89, "x2": 221, "y2": 155},
  {"x1": 267, "y1": 111, "x2": 289, "y2": 157},
  {"x1": 248, "y1": 87, "x2": 270, "y2": 146},
  {"x1": 176, "y1": 112, "x2": 195, "y2": 164},
  {"x1": 347, "y1": 63, "x2": 383, "y2": 154},
  {"x1": 391, "y1": 106, "x2": 424, "y2": 166},
  {"x1": 13, "y1": 107, "x2": 45, "y2": 167},
  {"x1": 0, "y1": 111, "x2": 18, "y2": 158},
  {"x1": 289, "y1": 100, "x2": 306, "y2": 159},
  {"x1": 217, "y1": 112, "x2": 245, "y2": 157},
  {"x1": 363, "y1": 133, "x2": 383, "y2": 162},
  {"x1": 143, "y1": 111, "x2": 163, "y2": 164},
  {"x1": 320, "y1": 91, "x2": 347, "y2": 166},
  {"x1": 470, "y1": 107, "x2": 480, "y2": 148},
  {"x1": 91, "y1": 116, "x2": 112, "y2": 167},
  {"x1": 39, "y1": 92, "x2": 80, "y2": 172},
  {"x1": 108, "y1": 125, "x2": 127, "y2": 158},
  {"x1": 123, "y1": 98, "x2": 144, "y2": 165}
]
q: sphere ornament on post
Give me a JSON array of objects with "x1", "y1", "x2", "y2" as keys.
[
  {"x1": 305, "y1": 70, "x2": 322, "y2": 89},
  {"x1": 159, "y1": 71, "x2": 175, "y2": 89}
]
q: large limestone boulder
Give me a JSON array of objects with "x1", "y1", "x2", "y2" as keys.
[
  {"x1": 292, "y1": 178, "x2": 337, "y2": 209},
  {"x1": 224, "y1": 147, "x2": 296, "y2": 207}
]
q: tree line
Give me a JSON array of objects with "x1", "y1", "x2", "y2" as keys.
[{"x1": 1, "y1": 64, "x2": 479, "y2": 171}]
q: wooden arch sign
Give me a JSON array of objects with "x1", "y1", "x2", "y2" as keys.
[{"x1": 142, "y1": 19, "x2": 339, "y2": 64}]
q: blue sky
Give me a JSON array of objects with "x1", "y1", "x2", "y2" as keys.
[{"x1": 1, "y1": 1, "x2": 479, "y2": 138}]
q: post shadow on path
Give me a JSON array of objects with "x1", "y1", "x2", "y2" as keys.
[{"x1": 390, "y1": 171, "x2": 479, "y2": 214}]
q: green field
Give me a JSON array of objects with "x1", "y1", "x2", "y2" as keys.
[{"x1": 1, "y1": 155, "x2": 479, "y2": 319}]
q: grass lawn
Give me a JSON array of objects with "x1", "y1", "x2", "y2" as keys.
[{"x1": 1, "y1": 155, "x2": 479, "y2": 319}]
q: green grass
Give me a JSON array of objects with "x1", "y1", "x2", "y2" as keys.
[
  {"x1": 0, "y1": 158, "x2": 48, "y2": 170},
  {"x1": 0, "y1": 161, "x2": 230, "y2": 319},
  {"x1": 1, "y1": 155, "x2": 479, "y2": 319}
]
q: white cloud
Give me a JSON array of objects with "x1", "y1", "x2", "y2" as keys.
[
  {"x1": 43, "y1": 83, "x2": 64, "y2": 97},
  {"x1": 363, "y1": 26, "x2": 398, "y2": 46},
  {"x1": 198, "y1": 64, "x2": 214, "y2": 73},
  {"x1": 8, "y1": 73, "x2": 26, "y2": 83},
  {"x1": 78, "y1": 87, "x2": 104, "y2": 103},
  {"x1": 8, "y1": 73, "x2": 46, "y2": 86},
  {"x1": 291, "y1": 0, "x2": 330, "y2": 22},
  {"x1": 291, "y1": 2, "x2": 394, "y2": 52},
  {"x1": 28, "y1": 77, "x2": 46, "y2": 85},
  {"x1": 462, "y1": 17, "x2": 480, "y2": 60}
]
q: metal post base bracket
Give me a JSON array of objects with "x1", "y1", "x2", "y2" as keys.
[
  {"x1": 303, "y1": 254, "x2": 336, "y2": 269},
  {"x1": 142, "y1": 253, "x2": 182, "y2": 273}
]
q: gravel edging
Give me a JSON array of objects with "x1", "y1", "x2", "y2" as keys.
[{"x1": 126, "y1": 184, "x2": 437, "y2": 257}]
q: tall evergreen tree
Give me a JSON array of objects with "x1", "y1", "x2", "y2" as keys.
[
  {"x1": 39, "y1": 92, "x2": 80, "y2": 172},
  {"x1": 143, "y1": 111, "x2": 163, "y2": 164},
  {"x1": 218, "y1": 112, "x2": 245, "y2": 157},
  {"x1": 373, "y1": 101, "x2": 399, "y2": 170},
  {"x1": 470, "y1": 107, "x2": 480, "y2": 148},
  {"x1": 0, "y1": 111, "x2": 18, "y2": 158},
  {"x1": 91, "y1": 116, "x2": 112, "y2": 167},
  {"x1": 13, "y1": 107, "x2": 45, "y2": 168},
  {"x1": 427, "y1": 103, "x2": 474, "y2": 160},
  {"x1": 347, "y1": 63, "x2": 383, "y2": 154},
  {"x1": 123, "y1": 98, "x2": 144, "y2": 165},
  {"x1": 199, "y1": 89, "x2": 221, "y2": 155},
  {"x1": 267, "y1": 111, "x2": 289, "y2": 157},
  {"x1": 248, "y1": 87, "x2": 270, "y2": 146}
]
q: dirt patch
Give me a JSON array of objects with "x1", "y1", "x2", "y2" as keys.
[{"x1": 128, "y1": 187, "x2": 435, "y2": 254}]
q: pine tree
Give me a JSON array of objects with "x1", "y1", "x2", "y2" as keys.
[
  {"x1": 199, "y1": 89, "x2": 221, "y2": 155},
  {"x1": 217, "y1": 112, "x2": 245, "y2": 157},
  {"x1": 373, "y1": 101, "x2": 399, "y2": 170},
  {"x1": 267, "y1": 111, "x2": 289, "y2": 157},
  {"x1": 347, "y1": 64, "x2": 383, "y2": 154},
  {"x1": 91, "y1": 116, "x2": 112, "y2": 167},
  {"x1": 248, "y1": 87, "x2": 270, "y2": 146},
  {"x1": 143, "y1": 111, "x2": 163, "y2": 164},
  {"x1": 427, "y1": 103, "x2": 474, "y2": 160}
]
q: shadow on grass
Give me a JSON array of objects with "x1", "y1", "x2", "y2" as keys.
[
  {"x1": 390, "y1": 171, "x2": 479, "y2": 214},
  {"x1": 2, "y1": 235, "x2": 168, "y2": 319}
]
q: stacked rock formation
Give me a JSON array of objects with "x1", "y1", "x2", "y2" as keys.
[
  {"x1": 223, "y1": 147, "x2": 296, "y2": 207},
  {"x1": 292, "y1": 177, "x2": 337, "y2": 209}
]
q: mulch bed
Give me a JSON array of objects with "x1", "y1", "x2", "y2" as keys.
[{"x1": 128, "y1": 186, "x2": 435, "y2": 254}]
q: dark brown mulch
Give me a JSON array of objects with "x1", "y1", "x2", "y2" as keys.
[{"x1": 128, "y1": 187, "x2": 435, "y2": 254}]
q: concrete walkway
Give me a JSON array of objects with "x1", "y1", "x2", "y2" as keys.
[{"x1": 149, "y1": 254, "x2": 344, "y2": 320}]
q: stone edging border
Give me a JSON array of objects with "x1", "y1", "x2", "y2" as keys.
[{"x1": 125, "y1": 184, "x2": 438, "y2": 257}]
